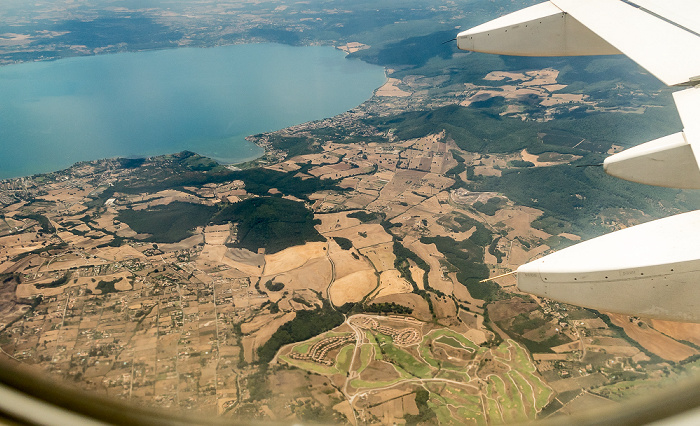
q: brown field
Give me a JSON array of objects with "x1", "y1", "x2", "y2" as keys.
[
  {"x1": 523, "y1": 324, "x2": 558, "y2": 343},
  {"x1": 262, "y1": 242, "x2": 327, "y2": 276},
  {"x1": 373, "y1": 169, "x2": 427, "y2": 201},
  {"x1": 328, "y1": 242, "x2": 375, "y2": 280},
  {"x1": 294, "y1": 152, "x2": 341, "y2": 165},
  {"x1": 343, "y1": 193, "x2": 379, "y2": 210},
  {"x1": 20, "y1": 270, "x2": 130, "y2": 298},
  {"x1": 408, "y1": 264, "x2": 425, "y2": 290},
  {"x1": 430, "y1": 294, "x2": 458, "y2": 323},
  {"x1": 315, "y1": 211, "x2": 362, "y2": 233},
  {"x1": 551, "y1": 342, "x2": 582, "y2": 354},
  {"x1": 413, "y1": 194, "x2": 447, "y2": 215},
  {"x1": 359, "y1": 242, "x2": 396, "y2": 272},
  {"x1": 558, "y1": 392, "x2": 616, "y2": 415},
  {"x1": 650, "y1": 319, "x2": 700, "y2": 346},
  {"x1": 484, "y1": 71, "x2": 528, "y2": 81},
  {"x1": 588, "y1": 345, "x2": 640, "y2": 357},
  {"x1": 92, "y1": 211, "x2": 118, "y2": 231},
  {"x1": 241, "y1": 336, "x2": 256, "y2": 364},
  {"x1": 558, "y1": 232, "x2": 581, "y2": 241},
  {"x1": 325, "y1": 224, "x2": 393, "y2": 251},
  {"x1": 371, "y1": 293, "x2": 432, "y2": 322},
  {"x1": 40, "y1": 252, "x2": 108, "y2": 272},
  {"x1": 464, "y1": 328, "x2": 488, "y2": 345},
  {"x1": 375, "y1": 77, "x2": 411, "y2": 97},
  {"x1": 198, "y1": 246, "x2": 261, "y2": 276},
  {"x1": 357, "y1": 359, "x2": 403, "y2": 384},
  {"x1": 330, "y1": 269, "x2": 377, "y2": 306},
  {"x1": 533, "y1": 353, "x2": 569, "y2": 361},
  {"x1": 608, "y1": 314, "x2": 697, "y2": 362},
  {"x1": 114, "y1": 276, "x2": 133, "y2": 291},
  {"x1": 203, "y1": 224, "x2": 230, "y2": 245},
  {"x1": 575, "y1": 318, "x2": 608, "y2": 329},
  {"x1": 520, "y1": 149, "x2": 581, "y2": 167},
  {"x1": 488, "y1": 297, "x2": 538, "y2": 322},
  {"x1": 429, "y1": 221, "x2": 475, "y2": 242},
  {"x1": 492, "y1": 206, "x2": 543, "y2": 233},
  {"x1": 94, "y1": 245, "x2": 146, "y2": 262},
  {"x1": 450, "y1": 190, "x2": 499, "y2": 206},
  {"x1": 506, "y1": 244, "x2": 549, "y2": 269},
  {"x1": 308, "y1": 162, "x2": 352, "y2": 178},
  {"x1": 372, "y1": 269, "x2": 413, "y2": 299},
  {"x1": 0, "y1": 232, "x2": 45, "y2": 253},
  {"x1": 143, "y1": 189, "x2": 202, "y2": 207},
  {"x1": 55, "y1": 231, "x2": 85, "y2": 246},
  {"x1": 242, "y1": 312, "x2": 296, "y2": 363},
  {"x1": 158, "y1": 234, "x2": 204, "y2": 252},
  {"x1": 584, "y1": 337, "x2": 640, "y2": 356},
  {"x1": 549, "y1": 373, "x2": 608, "y2": 393},
  {"x1": 225, "y1": 247, "x2": 264, "y2": 267},
  {"x1": 404, "y1": 237, "x2": 453, "y2": 296},
  {"x1": 263, "y1": 257, "x2": 332, "y2": 296},
  {"x1": 366, "y1": 391, "x2": 420, "y2": 425},
  {"x1": 265, "y1": 160, "x2": 302, "y2": 173},
  {"x1": 241, "y1": 312, "x2": 288, "y2": 335}
]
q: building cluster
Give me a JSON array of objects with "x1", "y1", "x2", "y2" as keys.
[
  {"x1": 350, "y1": 316, "x2": 421, "y2": 346},
  {"x1": 288, "y1": 334, "x2": 356, "y2": 366}
]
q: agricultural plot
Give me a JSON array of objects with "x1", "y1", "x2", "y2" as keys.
[
  {"x1": 281, "y1": 317, "x2": 551, "y2": 424},
  {"x1": 482, "y1": 340, "x2": 554, "y2": 424},
  {"x1": 281, "y1": 331, "x2": 356, "y2": 376}
]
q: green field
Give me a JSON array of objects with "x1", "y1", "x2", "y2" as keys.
[
  {"x1": 357, "y1": 344, "x2": 373, "y2": 375},
  {"x1": 485, "y1": 392, "x2": 502, "y2": 425},
  {"x1": 365, "y1": 331, "x2": 383, "y2": 361},
  {"x1": 436, "y1": 335, "x2": 466, "y2": 349},
  {"x1": 280, "y1": 355, "x2": 338, "y2": 376},
  {"x1": 592, "y1": 359, "x2": 700, "y2": 402},
  {"x1": 508, "y1": 371, "x2": 534, "y2": 414},
  {"x1": 418, "y1": 343, "x2": 440, "y2": 369},
  {"x1": 481, "y1": 340, "x2": 553, "y2": 422},
  {"x1": 374, "y1": 332, "x2": 432, "y2": 378},
  {"x1": 424, "y1": 328, "x2": 479, "y2": 351},
  {"x1": 349, "y1": 377, "x2": 403, "y2": 390},
  {"x1": 335, "y1": 345, "x2": 354, "y2": 375},
  {"x1": 286, "y1": 326, "x2": 549, "y2": 423}
]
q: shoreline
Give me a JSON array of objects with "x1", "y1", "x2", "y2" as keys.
[{"x1": 0, "y1": 43, "x2": 387, "y2": 182}]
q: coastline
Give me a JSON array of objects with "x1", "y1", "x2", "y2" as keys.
[{"x1": 0, "y1": 43, "x2": 386, "y2": 181}]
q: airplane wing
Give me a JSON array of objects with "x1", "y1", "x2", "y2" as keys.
[
  {"x1": 457, "y1": 0, "x2": 700, "y2": 86},
  {"x1": 457, "y1": 0, "x2": 700, "y2": 322}
]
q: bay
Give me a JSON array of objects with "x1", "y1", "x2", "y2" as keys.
[{"x1": 0, "y1": 43, "x2": 386, "y2": 179}]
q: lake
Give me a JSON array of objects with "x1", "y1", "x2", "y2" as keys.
[{"x1": 0, "y1": 44, "x2": 386, "y2": 179}]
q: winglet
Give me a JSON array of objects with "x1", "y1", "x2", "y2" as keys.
[{"x1": 604, "y1": 87, "x2": 700, "y2": 188}]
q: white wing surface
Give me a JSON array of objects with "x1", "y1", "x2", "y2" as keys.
[
  {"x1": 604, "y1": 87, "x2": 700, "y2": 189},
  {"x1": 458, "y1": 0, "x2": 700, "y2": 86},
  {"x1": 551, "y1": 0, "x2": 700, "y2": 87},
  {"x1": 517, "y1": 211, "x2": 700, "y2": 322},
  {"x1": 631, "y1": 0, "x2": 700, "y2": 36},
  {"x1": 457, "y1": 1, "x2": 700, "y2": 321}
]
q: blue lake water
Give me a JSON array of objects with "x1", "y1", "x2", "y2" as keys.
[{"x1": 0, "y1": 44, "x2": 386, "y2": 179}]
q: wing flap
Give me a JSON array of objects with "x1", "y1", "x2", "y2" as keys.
[
  {"x1": 630, "y1": 0, "x2": 700, "y2": 36},
  {"x1": 673, "y1": 87, "x2": 700, "y2": 135}
]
